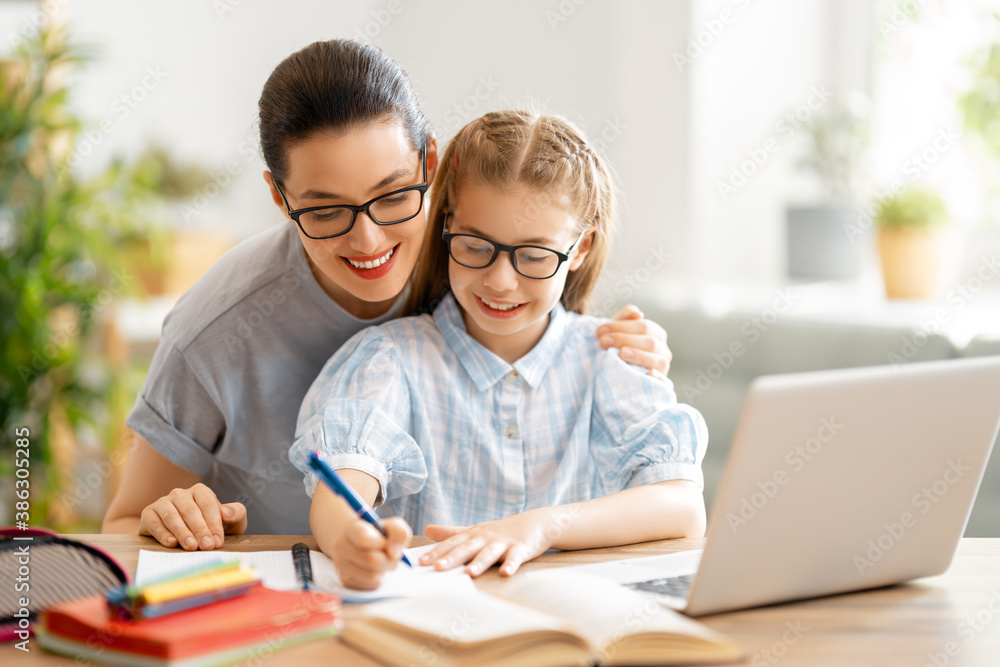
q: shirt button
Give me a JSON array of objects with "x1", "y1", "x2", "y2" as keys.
[
  {"x1": 505, "y1": 424, "x2": 519, "y2": 438},
  {"x1": 505, "y1": 370, "x2": 520, "y2": 382}
]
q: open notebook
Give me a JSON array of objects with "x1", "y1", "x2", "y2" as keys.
[{"x1": 134, "y1": 544, "x2": 474, "y2": 602}]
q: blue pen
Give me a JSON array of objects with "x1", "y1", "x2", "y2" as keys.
[{"x1": 308, "y1": 451, "x2": 413, "y2": 567}]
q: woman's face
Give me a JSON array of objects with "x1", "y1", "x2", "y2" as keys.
[{"x1": 265, "y1": 121, "x2": 436, "y2": 319}]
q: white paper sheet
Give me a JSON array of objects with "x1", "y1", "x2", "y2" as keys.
[{"x1": 134, "y1": 544, "x2": 473, "y2": 602}]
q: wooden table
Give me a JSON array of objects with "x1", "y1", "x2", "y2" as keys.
[{"x1": 6, "y1": 535, "x2": 1000, "y2": 666}]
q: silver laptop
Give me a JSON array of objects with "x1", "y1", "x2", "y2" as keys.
[{"x1": 569, "y1": 356, "x2": 1000, "y2": 616}]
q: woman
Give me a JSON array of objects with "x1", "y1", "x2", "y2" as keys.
[{"x1": 101, "y1": 39, "x2": 671, "y2": 551}]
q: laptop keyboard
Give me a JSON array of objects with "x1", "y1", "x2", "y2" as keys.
[{"x1": 624, "y1": 573, "x2": 693, "y2": 598}]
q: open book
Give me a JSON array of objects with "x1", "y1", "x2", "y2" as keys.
[{"x1": 342, "y1": 569, "x2": 744, "y2": 666}]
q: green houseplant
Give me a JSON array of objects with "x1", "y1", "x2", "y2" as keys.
[
  {"x1": 958, "y1": 11, "x2": 1000, "y2": 234},
  {"x1": 958, "y1": 13, "x2": 1000, "y2": 167},
  {"x1": 1, "y1": 26, "x2": 175, "y2": 527},
  {"x1": 875, "y1": 186, "x2": 949, "y2": 299}
]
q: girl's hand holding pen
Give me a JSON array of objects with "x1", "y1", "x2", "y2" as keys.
[
  {"x1": 316, "y1": 489, "x2": 412, "y2": 590},
  {"x1": 306, "y1": 452, "x2": 414, "y2": 588}
]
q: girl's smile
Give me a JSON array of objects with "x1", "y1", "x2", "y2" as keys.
[{"x1": 474, "y1": 295, "x2": 526, "y2": 318}]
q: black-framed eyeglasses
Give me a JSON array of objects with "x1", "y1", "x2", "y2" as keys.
[
  {"x1": 274, "y1": 145, "x2": 428, "y2": 240},
  {"x1": 443, "y1": 220, "x2": 588, "y2": 280}
]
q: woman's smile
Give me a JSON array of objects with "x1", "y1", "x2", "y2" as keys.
[{"x1": 343, "y1": 244, "x2": 399, "y2": 279}]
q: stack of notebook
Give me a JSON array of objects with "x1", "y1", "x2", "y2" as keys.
[{"x1": 36, "y1": 560, "x2": 341, "y2": 666}]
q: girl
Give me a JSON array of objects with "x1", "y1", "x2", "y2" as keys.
[
  {"x1": 291, "y1": 110, "x2": 707, "y2": 590},
  {"x1": 101, "y1": 40, "x2": 671, "y2": 550}
]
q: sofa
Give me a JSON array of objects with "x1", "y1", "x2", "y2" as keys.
[{"x1": 637, "y1": 287, "x2": 1000, "y2": 537}]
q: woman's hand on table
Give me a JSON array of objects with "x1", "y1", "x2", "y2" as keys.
[{"x1": 139, "y1": 483, "x2": 247, "y2": 550}]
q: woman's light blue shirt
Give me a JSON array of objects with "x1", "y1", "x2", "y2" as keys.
[{"x1": 290, "y1": 293, "x2": 707, "y2": 532}]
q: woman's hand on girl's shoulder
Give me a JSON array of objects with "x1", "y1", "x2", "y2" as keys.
[
  {"x1": 421, "y1": 511, "x2": 554, "y2": 578},
  {"x1": 138, "y1": 483, "x2": 247, "y2": 550},
  {"x1": 597, "y1": 305, "x2": 672, "y2": 382}
]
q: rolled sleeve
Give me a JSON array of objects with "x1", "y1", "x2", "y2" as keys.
[
  {"x1": 592, "y1": 350, "x2": 709, "y2": 490},
  {"x1": 125, "y1": 339, "x2": 225, "y2": 475},
  {"x1": 126, "y1": 396, "x2": 217, "y2": 474},
  {"x1": 290, "y1": 328, "x2": 428, "y2": 503}
]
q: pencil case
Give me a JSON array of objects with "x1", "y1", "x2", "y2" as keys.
[
  {"x1": 107, "y1": 560, "x2": 260, "y2": 620},
  {"x1": 1, "y1": 527, "x2": 130, "y2": 642}
]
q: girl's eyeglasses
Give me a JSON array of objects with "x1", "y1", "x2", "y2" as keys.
[{"x1": 443, "y1": 222, "x2": 588, "y2": 280}]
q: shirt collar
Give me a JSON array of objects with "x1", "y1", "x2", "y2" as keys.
[
  {"x1": 511, "y1": 300, "x2": 567, "y2": 388},
  {"x1": 433, "y1": 293, "x2": 569, "y2": 391}
]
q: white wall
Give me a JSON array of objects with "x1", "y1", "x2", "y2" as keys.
[
  {"x1": 5, "y1": 1, "x2": 996, "y2": 303},
  {"x1": 687, "y1": 0, "x2": 871, "y2": 286},
  {"x1": 374, "y1": 1, "x2": 694, "y2": 312},
  {"x1": 1, "y1": 0, "x2": 694, "y2": 314}
]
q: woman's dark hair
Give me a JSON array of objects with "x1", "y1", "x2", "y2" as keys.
[{"x1": 259, "y1": 39, "x2": 431, "y2": 184}]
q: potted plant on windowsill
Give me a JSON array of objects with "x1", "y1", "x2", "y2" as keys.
[
  {"x1": 786, "y1": 91, "x2": 871, "y2": 281},
  {"x1": 875, "y1": 186, "x2": 949, "y2": 300}
]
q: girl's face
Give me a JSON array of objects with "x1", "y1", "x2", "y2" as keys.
[
  {"x1": 265, "y1": 122, "x2": 436, "y2": 319},
  {"x1": 446, "y1": 181, "x2": 591, "y2": 363}
]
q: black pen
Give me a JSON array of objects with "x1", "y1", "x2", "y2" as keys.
[{"x1": 292, "y1": 542, "x2": 313, "y2": 590}]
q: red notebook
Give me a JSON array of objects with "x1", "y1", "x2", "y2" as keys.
[{"x1": 36, "y1": 584, "x2": 341, "y2": 667}]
